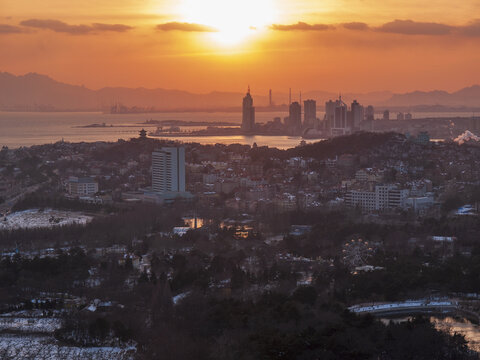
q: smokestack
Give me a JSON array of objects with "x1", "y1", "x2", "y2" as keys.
[{"x1": 269, "y1": 89, "x2": 272, "y2": 106}]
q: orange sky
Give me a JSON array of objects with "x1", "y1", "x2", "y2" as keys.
[{"x1": 1, "y1": 0, "x2": 480, "y2": 94}]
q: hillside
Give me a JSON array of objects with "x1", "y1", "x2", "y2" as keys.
[{"x1": 1, "y1": 71, "x2": 479, "y2": 111}]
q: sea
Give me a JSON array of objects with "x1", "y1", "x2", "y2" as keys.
[{"x1": 0, "y1": 111, "x2": 472, "y2": 149}]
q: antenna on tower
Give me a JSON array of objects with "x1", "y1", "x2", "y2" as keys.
[
  {"x1": 247, "y1": 85, "x2": 250, "y2": 94},
  {"x1": 289, "y1": 88, "x2": 292, "y2": 105},
  {"x1": 300, "y1": 91, "x2": 302, "y2": 104}
]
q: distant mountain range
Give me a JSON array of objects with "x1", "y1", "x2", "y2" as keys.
[{"x1": 0, "y1": 72, "x2": 479, "y2": 112}]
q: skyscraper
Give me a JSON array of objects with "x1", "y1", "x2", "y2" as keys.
[
  {"x1": 304, "y1": 99, "x2": 316, "y2": 128},
  {"x1": 325, "y1": 100, "x2": 336, "y2": 130},
  {"x1": 325, "y1": 96, "x2": 349, "y2": 136},
  {"x1": 289, "y1": 101, "x2": 302, "y2": 133},
  {"x1": 334, "y1": 99, "x2": 347, "y2": 129},
  {"x1": 363, "y1": 105, "x2": 375, "y2": 131},
  {"x1": 383, "y1": 110, "x2": 390, "y2": 121},
  {"x1": 241, "y1": 87, "x2": 255, "y2": 133},
  {"x1": 351, "y1": 100, "x2": 364, "y2": 130},
  {"x1": 152, "y1": 147, "x2": 185, "y2": 193},
  {"x1": 365, "y1": 105, "x2": 375, "y2": 121}
]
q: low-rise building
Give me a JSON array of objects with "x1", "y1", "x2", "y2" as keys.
[{"x1": 67, "y1": 176, "x2": 98, "y2": 196}]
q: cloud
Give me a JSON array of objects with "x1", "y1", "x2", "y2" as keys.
[
  {"x1": 270, "y1": 22, "x2": 333, "y2": 31},
  {"x1": 375, "y1": 19, "x2": 453, "y2": 35},
  {"x1": 19, "y1": 19, "x2": 133, "y2": 34},
  {"x1": 343, "y1": 22, "x2": 370, "y2": 31},
  {"x1": 459, "y1": 19, "x2": 480, "y2": 36},
  {"x1": 270, "y1": 19, "x2": 480, "y2": 37},
  {"x1": 156, "y1": 22, "x2": 218, "y2": 32},
  {"x1": 91, "y1": 23, "x2": 132, "y2": 32},
  {"x1": 0, "y1": 24, "x2": 25, "y2": 34}
]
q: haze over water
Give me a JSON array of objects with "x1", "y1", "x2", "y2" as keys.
[{"x1": 0, "y1": 111, "x2": 469, "y2": 149}]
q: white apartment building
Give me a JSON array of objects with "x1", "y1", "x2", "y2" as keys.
[
  {"x1": 152, "y1": 147, "x2": 186, "y2": 193},
  {"x1": 346, "y1": 184, "x2": 409, "y2": 212},
  {"x1": 68, "y1": 177, "x2": 98, "y2": 196}
]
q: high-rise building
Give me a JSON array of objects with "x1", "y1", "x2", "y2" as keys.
[
  {"x1": 303, "y1": 99, "x2": 316, "y2": 128},
  {"x1": 325, "y1": 97, "x2": 349, "y2": 136},
  {"x1": 334, "y1": 100, "x2": 347, "y2": 129},
  {"x1": 325, "y1": 100, "x2": 336, "y2": 130},
  {"x1": 351, "y1": 100, "x2": 364, "y2": 129},
  {"x1": 289, "y1": 101, "x2": 302, "y2": 132},
  {"x1": 383, "y1": 110, "x2": 390, "y2": 121},
  {"x1": 397, "y1": 112, "x2": 405, "y2": 121},
  {"x1": 152, "y1": 147, "x2": 185, "y2": 193},
  {"x1": 471, "y1": 116, "x2": 480, "y2": 133},
  {"x1": 241, "y1": 87, "x2": 255, "y2": 133},
  {"x1": 365, "y1": 105, "x2": 375, "y2": 121}
]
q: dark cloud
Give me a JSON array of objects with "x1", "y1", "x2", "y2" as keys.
[
  {"x1": 375, "y1": 19, "x2": 453, "y2": 35},
  {"x1": 459, "y1": 19, "x2": 480, "y2": 36},
  {"x1": 91, "y1": 23, "x2": 133, "y2": 32},
  {"x1": 270, "y1": 22, "x2": 333, "y2": 31},
  {"x1": 0, "y1": 24, "x2": 24, "y2": 34},
  {"x1": 343, "y1": 22, "x2": 370, "y2": 31},
  {"x1": 20, "y1": 19, "x2": 133, "y2": 34},
  {"x1": 156, "y1": 22, "x2": 218, "y2": 32}
]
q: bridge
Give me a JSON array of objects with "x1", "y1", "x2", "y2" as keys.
[{"x1": 349, "y1": 300, "x2": 459, "y2": 317}]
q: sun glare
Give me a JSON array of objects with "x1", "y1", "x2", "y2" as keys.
[{"x1": 178, "y1": 0, "x2": 277, "y2": 45}]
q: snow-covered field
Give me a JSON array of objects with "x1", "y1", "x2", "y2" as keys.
[
  {"x1": 0, "y1": 311, "x2": 136, "y2": 359},
  {"x1": 0, "y1": 209, "x2": 93, "y2": 230},
  {"x1": 0, "y1": 334, "x2": 135, "y2": 360},
  {"x1": 0, "y1": 317, "x2": 62, "y2": 333}
]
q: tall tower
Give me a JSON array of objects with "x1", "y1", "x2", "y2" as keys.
[
  {"x1": 304, "y1": 99, "x2": 316, "y2": 128},
  {"x1": 241, "y1": 86, "x2": 255, "y2": 133},
  {"x1": 326, "y1": 96, "x2": 348, "y2": 136},
  {"x1": 383, "y1": 110, "x2": 390, "y2": 121},
  {"x1": 351, "y1": 100, "x2": 364, "y2": 129},
  {"x1": 152, "y1": 147, "x2": 185, "y2": 193},
  {"x1": 289, "y1": 102, "x2": 302, "y2": 133}
]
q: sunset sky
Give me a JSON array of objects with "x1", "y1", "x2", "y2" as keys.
[{"x1": 1, "y1": 0, "x2": 480, "y2": 94}]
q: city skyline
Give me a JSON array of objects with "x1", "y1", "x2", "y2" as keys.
[
  {"x1": 3, "y1": 1, "x2": 480, "y2": 358},
  {"x1": 1, "y1": 1, "x2": 480, "y2": 93}
]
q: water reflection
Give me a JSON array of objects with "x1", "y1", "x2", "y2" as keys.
[{"x1": 381, "y1": 316, "x2": 480, "y2": 352}]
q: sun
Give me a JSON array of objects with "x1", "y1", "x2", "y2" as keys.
[{"x1": 177, "y1": 0, "x2": 277, "y2": 45}]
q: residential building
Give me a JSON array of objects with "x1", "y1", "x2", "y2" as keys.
[
  {"x1": 152, "y1": 147, "x2": 185, "y2": 193},
  {"x1": 346, "y1": 184, "x2": 409, "y2": 212},
  {"x1": 351, "y1": 100, "x2": 364, "y2": 129},
  {"x1": 288, "y1": 101, "x2": 302, "y2": 132},
  {"x1": 303, "y1": 99, "x2": 316, "y2": 128},
  {"x1": 325, "y1": 96, "x2": 349, "y2": 136},
  {"x1": 68, "y1": 177, "x2": 98, "y2": 196},
  {"x1": 383, "y1": 110, "x2": 390, "y2": 121}
]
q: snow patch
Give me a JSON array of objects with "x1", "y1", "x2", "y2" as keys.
[
  {"x1": 454, "y1": 130, "x2": 480, "y2": 145},
  {"x1": 0, "y1": 209, "x2": 93, "y2": 230}
]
